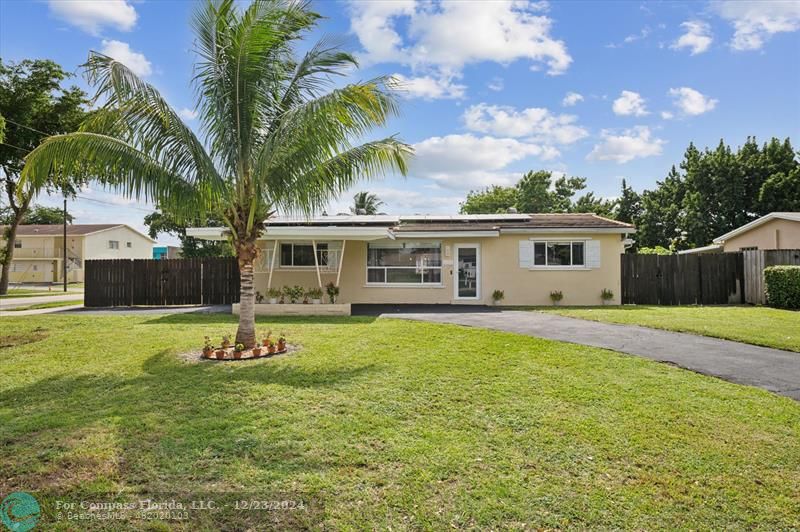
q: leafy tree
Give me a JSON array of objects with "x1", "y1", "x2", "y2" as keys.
[
  {"x1": 459, "y1": 185, "x2": 517, "y2": 214},
  {"x1": 144, "y1": 210, "x2": 232, "y2": 258},
  {"x1": 22, "y1": 0, "x2": 410, "y2": 347},
  {"x1": 635, "y1": 165, "x2": 687, "y2": 249},
  {"x1": 0, "y1": 204, "x2": 74, "y2": 225},
  {"x1": 515, "y1": 170, "x2": 555, "y2": 213},
  {"x1": 350, "y1": 191, "x2": 384, "y2": 215},
  {"x1": 571, "y1": 192, "x2": 616, "y2": 218},
  {"x1": 615, "y1": 179, "x2": 642, "y2": 224},
  {"x1": 0, "y1": 59, "x2": 87, "y2": 294}
]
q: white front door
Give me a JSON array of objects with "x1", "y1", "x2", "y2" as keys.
[{"x1": 454, "y1": 244, "x2": 480, "y2": 300}]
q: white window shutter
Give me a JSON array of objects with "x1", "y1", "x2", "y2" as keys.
[
  {"x1": 586, "y1": 240, "x2": 601, "y2": 268},
  {"x1": 519, "y1": 240, "x2": 533, "y2": 268}
]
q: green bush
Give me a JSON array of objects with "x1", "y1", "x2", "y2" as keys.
[{"x1": 764, "y1": 266, "x2": 800, "y2": 310}]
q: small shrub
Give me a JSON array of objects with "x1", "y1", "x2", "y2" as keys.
[
  {"x1": 255, "y1": 291, "x2": 264, "y2": 303},
  {"x1": 283, "y1": 285, "x2": 305, "y2": 303},
  {"x1": 601, "y1": 288, "x2": 614, "y2": 301},
  {"x1": 549, "y1": 290, "x2": 563, "y2": 304},
  {"x1": 267, "y1": 287, "x2": 282, "y2": 299},
  {"x1": 307, "y1": 287, "x2": 323, "y2": 300},
  {"x1": 491, "y1": 289, "x2": 504, "y2": 304},
  {"x1": 764, "y1": 265, "x2": 800, "y2": 310},
  {"x1": 326, "y1": 282, "x2": 340, "y2": 304},
  {"x1": 637, "y1": 246, "x2": 672, "y2": 255}
]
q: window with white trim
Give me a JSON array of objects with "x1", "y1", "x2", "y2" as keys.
[
  {"x1": 367, "y1": 241, "x2": 442, "y2": 284},
  {"x1": 108, "y1": 240, "x2": 119, "y2": 249},
  {"x1": 280, "y1": 242, "x2": 328, "y2": 267},
  {"x1": 533, "y1": 241, "x2": 585, "y2": 267}
]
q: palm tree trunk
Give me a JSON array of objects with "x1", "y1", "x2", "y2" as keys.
[{"x1": 235, "y1": 238, "x2": 259, "y2": 348}]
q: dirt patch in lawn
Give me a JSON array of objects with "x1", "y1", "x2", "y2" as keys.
[{"x1": 0, "y1": 328, "x2": 48, "y2": 348}]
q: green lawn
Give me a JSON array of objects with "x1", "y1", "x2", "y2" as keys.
[
  {"x1": 1, "y1": 286, "x2": 83, "y2": 299},
  {"x1": 536, "y1": 305, "x2": 800, "y2": 352},
  {"x1": 1, "y1": 314, "x2": 798, "y2": 529}
]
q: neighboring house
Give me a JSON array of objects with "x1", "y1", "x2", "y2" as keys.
[
  {"x1": 679, "y1": 212, "x2": 800, "y2": 255},
  {"x1": 188, "y1": 213, "x2": 634, "y2": 306},
  {"x1": 1, "y1": 224, "x2": 155, "y2": 283},
  {"x1": 153, "y1": 245, "x2": 182, "y2": 260}
]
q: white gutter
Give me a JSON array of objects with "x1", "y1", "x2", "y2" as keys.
[
  {"x1": 186, "y1": 226, "x2": 394, "y2": 241},
  {"x1": 393, "y1": 230, "x2": 500, "y2": 238}
]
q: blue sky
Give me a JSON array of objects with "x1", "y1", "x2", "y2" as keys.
[{"x1": 1, "y1": 0, "x2": 799, "y2": 244}]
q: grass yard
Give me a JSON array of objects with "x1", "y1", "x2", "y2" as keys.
[
  {"x1": 0, "y1": 286, "x2": 84, "y2": 299},
  {"x1": 1, "y1": 314, "x2": 798, "y2": 529},
  {"x1": 537, "y1": 305, "x2": 800, "y2": 352}
]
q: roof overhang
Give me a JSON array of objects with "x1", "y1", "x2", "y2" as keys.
[
  {"x1": 186, "y1": 226, "x2": 394, "y2": 241},
  {"x1": 677, "y1": 244, "x2": 722, "y2": 255},
  {"x1": 499, "y1": 227, "x2": 633, "y2": 234},
  {"x1": 394, "y1": 230, "x2": 500, "y2": 238}
]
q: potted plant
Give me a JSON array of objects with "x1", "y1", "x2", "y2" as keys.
[
  {"x1": 203, "y1": 336, "x2": 214, "y2": 358},
  {"x1": 252, "y1": 344, "x2": 262, "y2": 357},
  {"x1": 262, "y1": 331, "x2": 272, "y2": 347},
  {"x1": 267, "y1": 340, "x2": 277, "y2": 355},
  {"x1": 215, "y1": 347, "x2": 226, "y2": 360},
  {"x1": 549, "y1": 290, "x2": 564, "y2": 306},
  {"x1": 277, "y1": 334, "x2": 286, "y2": 352},
  {"x1": 600, "y1": 288, "x2": 614, "y2": 305},
  {"x1": 233, "y1": 343, "x2": 245, "y2": 360},
  {"x1": 491, "y1": 289, "x2": 504, "y2": 306},
  {"x1": 302, "y1": 293, "x2": 309, "y2": 304},
  {"x1": 255, "y1": 291, "x2": 264, "y2": 304},
  {"x1": 308, "y1": 287, "x2": 323, "y2": 304},
  {"x1": 221, "y1": 334, "x2": 232, "y2": 349},
  {"x1": 325, "y1": 282, "x2": 340, "y2": 304},
  {"x1": 284, "y1": 285, "x2": 304, "y2": 304},
  {"x1": 267, "y1": 288, "x2": 281, "y2": 304}
]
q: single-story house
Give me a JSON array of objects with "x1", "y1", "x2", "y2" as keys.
[
  {"x1": 187, "y1": 213, "x2": 634, "y2": 306},
  {"x1": 1, "y1": 224, "x2": 154, "y2": 283},
  {"x1": 679, "y1": 212, "x2": 800, "y2": 255}
]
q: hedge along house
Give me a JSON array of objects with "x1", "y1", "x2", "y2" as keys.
[{"x1": 187, "y1": 213, "x2": 634, "y2": 308}]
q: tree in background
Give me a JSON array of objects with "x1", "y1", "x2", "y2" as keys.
[
  {"x1": 615, "y1": 179, "x2": 641, "y2": 224},
  {"x1": 22, "y1": 0, "x2": 410, "y2": 347},
  {"x1": 144, "y1": 210, "x2": 232, "y2": 258},
  {"x1": 350, "y1": 191, "x2": 384, "y2": 215},
  {"x1": 0, "y1": 204, "x2": 74, "y2": 225},
  {"x1": 0, "y1": 59, "x2": 87, "y2": 294},
  {"x1": 460, "y1": 170, "x2": 615, "y2": 216}
]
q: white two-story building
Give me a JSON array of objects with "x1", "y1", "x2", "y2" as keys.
[{"x1": 2, "y1": 224, "x2": 154, "y2": 283}]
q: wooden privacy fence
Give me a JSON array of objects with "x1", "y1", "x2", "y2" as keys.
[
  {"x1": 743, "y1": 249, "x2": 800, "y2": 305},
  {"x1": 622, "y1": 253, "x2": 744, "y2": 305},
  {"x1": 85, "y1": 258, "x2": 239, "y2": 307}
]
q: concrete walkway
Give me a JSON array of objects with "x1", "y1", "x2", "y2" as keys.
[
  {"x1": 388, "y1": 310, "x2": 800, "y2": 401},
  {"x1": 1, "y1": 304, "x2": 84, "y2": 316},
  {"x1": 0, "y1": 293, "x2": 84, "y2": 311}
]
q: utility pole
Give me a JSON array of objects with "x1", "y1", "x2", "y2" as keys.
[{"x1": 63, "y1": 196, "x2": 68, "y2": 292}]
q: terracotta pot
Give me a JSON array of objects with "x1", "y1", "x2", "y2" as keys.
[
  {"x1": 277, "y1": 340, "x2": 286, "y2": 352},
  {"x1": 262, "y1": 338, "x2": 270, "y2": 347},
  {"x1": 252, "y1": 347, "x2": 262, "y2": 357},
  {"x1": 233, "y1": 350, "x2": 243, "y2": 360},
  {"x1": 203, "y1": 348, "x2": 213, "y2": 358},
  {"x1": 268, "y1": 344, "x2": 277, "y2": 355},
  {"x1": 215, "y1": 349, "x2": 226, "y2": 360}
]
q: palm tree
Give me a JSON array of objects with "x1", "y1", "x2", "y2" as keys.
[
  {"x1": 350, "y1": 191, "x2": 384, "y2": 215},
  {"x1": 20, "y1": 0, "x2": 411, "y2": 347}
]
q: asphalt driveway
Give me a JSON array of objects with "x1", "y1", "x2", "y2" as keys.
[{"x1": 385, "y1": 309, "x2": 800, "y2": 401}]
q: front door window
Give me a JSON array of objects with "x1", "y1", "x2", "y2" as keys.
[{"x1": 456, "y1": 246, "x2": 479, "y2": 299}]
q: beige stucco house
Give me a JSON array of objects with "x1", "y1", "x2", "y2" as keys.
[
  {"x1": 188, "y1": 213, "x2": 634, "y2": 306},
  {"x1": 679, "y1": 212, "x2": 800, "y2": 255},
  {"x1": 2, "y1": 224, "x2": 155, "y2": 283}
]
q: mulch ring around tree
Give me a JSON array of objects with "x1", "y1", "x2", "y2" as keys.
[{"x1": 176, "y1": 344, "x2": 300, "y2": 364}]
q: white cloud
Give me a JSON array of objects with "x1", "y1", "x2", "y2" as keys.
[
  {"x1": 463, "y1": 103, "x2": 588, "y2": 145},
  {"x1": 562, "y1": 91, "x2": 584, "y2": 107},
  {"x1": 668, "y1": 87, "x2": 718, "y2": 115},
  {"x1": 393, "y1": 73, "x2": 466, "y2": 100},
  {"x1": 48, "y1": 0, "x2": 137, "y2": 35},
  {"x1": 100, "y1": 40, "x2": 152, "y2": 77},
  {"x1": 178, "y1": 108, "x2": 198, "y2": 121},
  {"x1": 671, "y1": 20, "x2": 713, "y2": 55},
  {"x1": 587, "y1": 126, "x2": 665, "y2": 164},
  {"x1": 410, "y1": 134, "x2": 559, "y2": 190},
  {"x1": 348, "y1": 0, "x2": 572, "y2": 82},
  {"x1": 607, "y1": 26, "x2": 652, "y2": 48},
  {"x1": 612, "y1": 90, "x2": 649, "y2": 117},
  {"x1": 711, "y1": 0, "x2": 800, "y2": 51},
  {"x1": 660, "y1": 110, "x2": 674, "y2": 120},
  {"x1": 487, "y1": 77, "x2": 504, "y2": 92}
]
